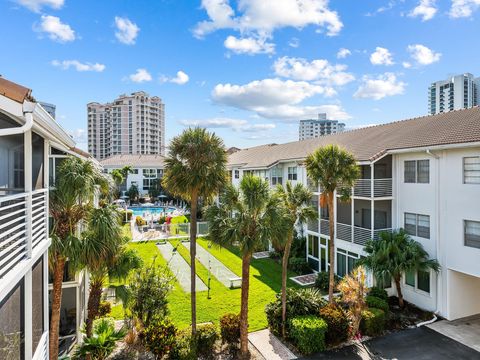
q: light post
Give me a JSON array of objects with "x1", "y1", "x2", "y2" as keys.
[{"x1": 207, "y1": 242, "x2": 212, "y2": 299}]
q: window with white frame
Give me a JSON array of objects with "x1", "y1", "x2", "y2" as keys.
[
  {"x1": 464, "y1": 220, "x2": 480, "y2": 249},
  {"x1": 143, "y1": 168, "x2": 157, "y2": 178},
  {"x1": 404, "y1": 160, "x2": 429, "y2": 183},
  {"x1": 287, "y1": 166, "x2": 297, "y2": 181},
  {"x1": 463, "y1": 157, "x2": 480, "y2": 184},
  {"x1": 336, "y1": 249, "x2": 360, "y2": 277},
  {"x1": 271, "y1": 167, "x2": 283, "y2": 185},
  {"x1": 405, "y1": 269, "x2": 430, "y2": 293},
  {"x1": 404, "y1": 213, "x2": 430, "y2": 239},
  {"x1": 234, "y1": 170, "x2": 239, "y2": 179}
]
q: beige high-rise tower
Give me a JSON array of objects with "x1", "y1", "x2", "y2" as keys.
[{"x1": 87, "y1": 91, "x2": 165, "y2": 160}]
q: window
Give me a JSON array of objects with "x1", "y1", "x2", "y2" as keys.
[
  {"x1": 143, "y1": 169, "x2": 157, "y2": 178},
  {"x1": 464, "y1": 220, "x2": 480, "y2": 249},
  {"x1": 404, "y1": 160, "x2": 429, "y2": 183},
  {"x1": 287, "y1": 167, "x2": 297, "y2": 181},
  {"x1": 336, "y1": 249, "x2": 359, "y2": 277},
  {"x1": 405, "y1": 270, "x2": 415, "y2": 286},
  {"x1": 308, "y1": 234, "x2": 319, "y2": 259},
  {"x1": 234, "y1": 170, "x2": 239, "y2": 179},
  {"x1": 404, "y1": 270, "x2": 430, "y2": 294},
  {"x1": 463, "y1": 157, "x2": 480, "y2": 184},
  {"x1": 404, "y1": 213, "x2": 430, "y2": 239},
  {"x1": 271, "y1": 167, "x2": 283, "y2": 185}
]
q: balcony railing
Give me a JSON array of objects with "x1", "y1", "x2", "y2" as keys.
[
  {"x1": 337, "y1": 222, "x2": 352, "y2": 242},
  {"x1": 307, "y1": 218, "x2": 319, "y2": 233},
  {"x1": 353, "y1": 178, "x2": 392, "y2": 198},
  {"x1": 353, "y1": 226, "x2": 371, "y2": 246},
  {"x1": 32, "y1": 189, "x2": 48, "y2": 250}
]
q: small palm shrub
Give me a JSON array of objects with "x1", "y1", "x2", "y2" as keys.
[
  {"x1": 368, "y1": 287, "x2": 388, "y2": 301},
  {"x1": 319, "y1": 303, "x2": 349, "y2": 345},
  {"x1": 288, "y1": 257, "x2": 311, "y2": 274},
  {"x1": 289, "y1": 316, "x2": 327, "y2": 354},
  {"x1": 265, "y1": 288, "x2": 326, "y2": 336},
  {"x1": 73, "y1": 318, "x2": 126, "y2": 360},
  {"x1": 219, "y1": 313, "x2": 240, "y2": 348},
  {"x1": 141, "y1": 318, "x2": 177, "y2": 359},
  {"x1": 366, "y1": 295, "x2": 389, "y2": 314},
  {"x1": 135, "y1": 216, "x2": 146, "y2": 226},
  {"x1": 314, "y1": 271, "x2": 341, "y2": 292},
  {"x1": 361, "y1": 308, "x2": 385, "y2": 336}
]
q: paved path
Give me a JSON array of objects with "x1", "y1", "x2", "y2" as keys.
[
  {"x1": 428, "y1": 314, "x2": 480, "y2": 352},
  {"x1": 183, "y1": 242, "x2": 240, "y2": 288},
  {"x1": 156, "y1": 242, "x2": 207, "y2": 293},
  {"x1": 249, "y1": 329, "x2": 297, "y2": 360}
]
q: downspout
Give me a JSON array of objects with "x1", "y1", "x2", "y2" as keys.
[{"x1": 0, "y1": 101, "x2": 35, "y2": 136}]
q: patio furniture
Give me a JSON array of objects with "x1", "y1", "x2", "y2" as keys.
[{"x1": 229, "y1": 277, "x2": 242, "y2": 289}]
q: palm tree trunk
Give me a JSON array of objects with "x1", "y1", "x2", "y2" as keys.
[
  {"x1": 328, "y1": 192, "x2": 335, "y2": 303},
  {"x1": 240, "y1": 252, "x2": 252, "y2": 357},
  {"x1": 281, "y1": 232, "x2": 293, "y2": 338},
  {"x1": 49, "y1": 256, "x2": 66, "y2": 360},
  {"x1": 86, "y1": 279, "x2": 104, "y2": 337},
  {"x1": 394, "y1": 275, "x2": 405, "y2": 308},
  {"x1": 190, "y1": 193, "x2": 198, "y2": 336}
]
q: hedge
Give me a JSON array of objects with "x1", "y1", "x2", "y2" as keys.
[
  {"x1": 289, "y1": 315, "x2": 327, "y2": 355},
  {"x1": 366, "y1": 295, "x2": 389, "y2": 314},
  {"x1": 368, "y1": 286, "x2": 388, "y2": 301},
  {"x1": 319, "y1": 303, "x2": 349, "y2": 345},
  {"x1": 361, "y1": 308, "x2": 385, "y2": 336}
]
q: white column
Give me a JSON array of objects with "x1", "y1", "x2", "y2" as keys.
[
  {"x1": 44, "y1": 140, "x2": 49, "y2": 241},
  {"x1": 43, "y1": 252, "x2": 49, "y2": 336},
  {"x1": 351, "y1": 191, "x2": 355, "y2": 243},
  {"x1": 370, "y1": 163, "x2": 375, "y2": 239},
  {"x1": 24, "y1": 268, "x2": 33, "y2": 360},
  {"x1": 333, "y1": 189, "x2": 337, "y2": 273},
  {"x1": 25, "y1": 127, "x2": 32, "y2": 258}
]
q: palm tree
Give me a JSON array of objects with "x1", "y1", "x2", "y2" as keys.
[
  {"x1": 206, "y1": 175, "x2": 289, "y2": 356},
  {"x1": 81, "y1": 205, "x2": 142, "y2": 337},
  {"x1": 274, "y1": 182, "x2": 317, "y2": 338},
  {"x1": 110, "y1": 169, "x2": 124, "y2": 198},
  {"x1": 360, "y1": 229, "x2": 440, "y2": 308},
  {"x1": 162, "y1": 127, "x2": 227, "y2": 335},
  {"x1": 305, "y1": 145, "x2": 360, "y2": 302},
  {"x1": 49, "y1": 156, "x2": 108, "y2": 360}
]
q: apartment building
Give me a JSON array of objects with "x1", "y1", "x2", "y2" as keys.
[
  {"x1": 428, "y1": 73, "x2": 480, "y2": 115},
  {"x1": 229, "y1": 107, "x2": 480, "y2": 321},
  {"x1": 0, "y1": 78, "x2": 80, "y2": 359},
  {"x1": 87, "y1": 91, "x2": 165, "y2": 160},
  {"x1": 299, "y1": 113, "x2": 345, "y2": 140}
]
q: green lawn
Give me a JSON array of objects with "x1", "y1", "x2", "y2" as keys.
[{"x1": 116, "y1": 234, "x2": 302, "y2": 332}]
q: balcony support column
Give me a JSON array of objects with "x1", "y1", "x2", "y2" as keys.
[
  {"x1": 24, "y1": 124, "x2": 32, "y2": 259},
  {"x1": 351, "y1": 190, "x2": 355, "y2": 243},
  {"x1": 370, "y1": 163, "x2": 374, "y2": 239}
]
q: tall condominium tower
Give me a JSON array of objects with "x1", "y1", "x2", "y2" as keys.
[
  {"x1": 88, "y1": 91, "x2": 165, "y2": 160},
  {"x1": 299, "y1": 113, "x2": 345, "y2": 140},
  {"x1": 428, "y1": 73, "x2": 480, "y2": 115}
]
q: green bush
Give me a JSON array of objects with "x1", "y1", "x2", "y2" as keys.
[
  {"x1": 314, "y1": 271, "x2": 341, "y2": 292},
  {"x1": 290, "y1": 234, "x2": 306, "y2": 258},
  {"x1": 319, "y1": 303, "x2": 349, "y2": 345},
  {"x1": 288, "y1": 257, "x2": 311, "y2": 275},
  {"x1": 170, "y1": 323, "x2": 218, "y2": 360},
  {"x1": 368, "y1": 287, "x2": 388, "y2": 301},
  {"x1": 118, "y1": 209, "x2": 133, "y2": 222},
  {"x1": 169, "y1": 329, "x2": 196, "y2": 360},
  {"x1": 97, "y1": 301, "x2": 111, "y2": 318},
  {"x1": 219, "y1": 313, "x2": 240, "y2": 347},
  {"x1": 265, "y1": 288, "x2": 326, "y2": 336},
  {"x1": 141, "y1": 318, "x2": 177, "y2": 359},
  {"x1": 195, "y1": 323, "x2": 218, "y2": 359},
  {"x1": 289, "y1": 315, "x2": 327, "y2": 355},
  {"x1": 366, "y1": 295, "x2": 389, "y2": 314},
  {"x1": 361, "y1": 308, "x2": 385, "y2": 336}
]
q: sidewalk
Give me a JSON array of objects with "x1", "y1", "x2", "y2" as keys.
[{"x1": 249, "y1": 329, "x2": 297, "y2": 360}]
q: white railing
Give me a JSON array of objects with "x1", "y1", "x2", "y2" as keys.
[
  {"x1": 135, "y1": 221, "x2": 210, "y2": 242},
  {"x1": 353, "y1": 226, "x2": 371, "y2": 246},
  {"x1": 32, "y1": 189, "x2": 48, "y2": 250},
  {"x1": 353, "y1": 179, "x2": 371, "y2": 197},
  {"x1": 337, "y1": 222, "x2": 352, "y2": 242},
  {"x1": 353, "y1": 178, "x2": 392, "y2": 198},
  {"x1": 320, "y1": 219, "x2": 329, "y2": 236}
]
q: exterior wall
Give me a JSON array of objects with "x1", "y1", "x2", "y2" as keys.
[
  {"x1": 447, "y1": 269, "x2": 480, "y2": 320},
  {"x1": 104, "y1": 165, "x2": 163, "y2": 195}
]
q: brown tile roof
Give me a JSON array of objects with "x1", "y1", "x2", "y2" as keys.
[
  {"x1": 100, "y1": 154, "x2": 165, "y2": 167},
  {"x1": 229, "y1": 107, "x2": 480, "y2": 168},
  {"x1": 0, "y1": 77, "x2": 35, "y2": 103}
]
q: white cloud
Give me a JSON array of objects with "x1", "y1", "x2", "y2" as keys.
[
  {"x1": 37, "y1": 15, "x2": 75, "y2": 42},
  {"x1": 51, "y1": 60, "x2": 105, "y2": 72},
  {"x1": 160, "y1": 70, "x2": 190, "y2": 85},
  {"x1": 407, "y1": 44, "x2": 441, "y2": 65},
  {"x1": 273, "y1": 56, "x2": 354, "y2": 86},
  {"x1": 224, "y1": 35, "x2": 275, "y2": 54},
  {"x1": 179, "y1": 117, "x2": 275, "y2": 132},
  {"x1": 254, "y1": 104, "x2": 351, "y2": 121},
  {"x1": 337, "y1": 48, "x2": 351, "y2": 59},
  {"x1": 450, "y1": 0, "x2": 480, "y2": 17},
  {"x1": 114, "y1": 16, "x2": 140, "y2": 45},
  {"x1": 402, "y1": 61, "x2": 412, "y2": 68},
  {"x1": 370, "y1": 47, "x2": 394, "y2": 66},
  {"x1": 288, "y1": 37, "x2": 300, "y2": 48},
  {"x1": 68, "y1": 128, "x2": 87, "y2": 149},
  {"x1": 409, "y1": 0, "x2": 437, "y2": 21},
  {"x1": 16, "y1": 0, "x2": 63, "y2": 12},
  {"x1": 129, "y1": 68, "x2": 152, "y2": 83},
  {"x1": 354, "y1": 73, "x2": 405, "y2": 100}
]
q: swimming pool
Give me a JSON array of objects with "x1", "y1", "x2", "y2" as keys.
[{"x1": 128, "y1": 206, "x2": 177, "y2": 217}]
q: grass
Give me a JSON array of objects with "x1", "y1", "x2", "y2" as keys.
[{"x1": 119, "y1": 236, "x2": 302, "y2": 332}]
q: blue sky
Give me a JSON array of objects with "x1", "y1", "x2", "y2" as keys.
[{"x1": 1, "y1": 0, "x2": 479, "y2": 150}]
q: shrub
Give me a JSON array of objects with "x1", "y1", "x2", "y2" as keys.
[
  {"x1": 219, "y1": 313, "x2": 240, "y2": 347},
  {"x1": 141, "y1": 318, "x2": 177, "y2": 359},
  {"x1": 361, "y1": 308, "x2": 385, "y2": 336},
  {"x1": 169, "y1": 329, "x2": 196, "y2": 360},
  {"x1": 289, "y1": 315, "x2": 327, "y2": 355},
  {"x1": 118, "y1": 209, "x2": 133, "y2": 223},
  {"x1": 135, "y1": 216, "x2": 146, "y2": 227},
  {"x1": 195, "y1": 323, "x2": 218, "y2": 359},
  {"x1": 319, "y1": 303, "x2": 349, "y2": 345},
  {"x1": 265, "y1": 288, "x2": 326, "y2": 336},
  {"x1": 368, "y1": 287, "x2": 388, "y2": 301},
  {"x1": 314, "y1": 271, "x2": 341, "y2": 292},
  {"x1": 288, "y1": 257, "x2": 311, "y2": 274},
  {"x1": 97, "y1": 301, "x2": 111, "y2": 318},
  {"x1": 290, "y1": 234, "x2": 306, "y2": 258},
  {"x1": 366, "y1": 295, "x2": 389, "y2": 314},
  {"x1": 269, "y1": 250, "x2": 282, "y2": 259},
  {"x1": 170, "y1": 324, "x2": 218, "y2": 360}
]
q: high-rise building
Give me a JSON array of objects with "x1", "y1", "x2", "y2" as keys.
[
  {"x1": 428, "y1": 73, "x2": 480, "y2": 115},
  {"x1": 88, "y1": 91, "x2": 165, "y2": 160},
  {"x1": 299, "y1": 113, "x2": 345, "y2": 140},
  {"x1": 39, "y1": 101, "x2": 56, "y2": 119}
]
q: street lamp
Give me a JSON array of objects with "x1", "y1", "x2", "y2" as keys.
[{"x1": 207, "y1": 242, "x2": 212, "y2": 299}]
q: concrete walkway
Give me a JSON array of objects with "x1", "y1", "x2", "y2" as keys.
[
  {"x1": 156, "y1": 242, "x2": 207, "y2": 293},
  {"x1": 428, "y1": 314, "x2": 480, "y2": 352},
  {"x1": 249, "y1": 329, "x2": 297, "y2": 360},
  {"x1": 183, "y1": 242, "x2": 240, "y2": 288}
]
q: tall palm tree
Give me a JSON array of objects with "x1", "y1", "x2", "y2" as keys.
[
  {"x1": 81, "y1": 205, "x2": 142, "y2": 337},
  {"x1": 49, "y1": 156, "x2": 108, "y2": 360},
  {"x1": 360, "y1": 229, "x2": 440, "y2": 308},
  {"x1": 274, "y1": 182, "x2": 317, "y2": 338},
  {"x1": 110, "y1": 169, "x2": 124, "y2": 198},
  {"x1": 206, "y1": 175, "x2": 289, "y2": 356},
  {"x1": 305, "y1": 145, "x2": 360, "y2": 302},
  {"x1": 162, "y1": 127, "x2": 227, "y2": 335}
]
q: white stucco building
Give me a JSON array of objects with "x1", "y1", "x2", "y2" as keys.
[{"x1": 229, "y1": 107, "x2": 480, "y2": 321}]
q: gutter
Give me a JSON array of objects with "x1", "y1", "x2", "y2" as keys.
[{"x1": 0, "y1": 101, "x2": 35, "y2": 136}]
